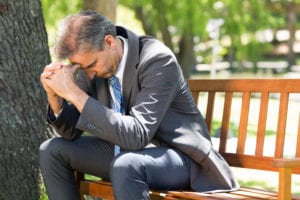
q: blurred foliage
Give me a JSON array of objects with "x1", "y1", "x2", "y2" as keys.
[
  {"x1": 41, "y1": 0, "x2": 300, "y2": 74},
  {"x1": 41, "y1": 0, "x2": 82, "y2": 46},
  {"x1": 119, "y1": 0, "x2": 291, "y2": 64},
  {"x1": 41, "y1": 0, "x2": 82, "y2": 27}
]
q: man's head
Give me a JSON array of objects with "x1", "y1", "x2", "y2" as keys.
[
  {"x1": 54, "y1": 10, "x2": 123, "y2": 79},
  {"x1": 55, "y1": 10, "x2": 116, "y2": 60}
]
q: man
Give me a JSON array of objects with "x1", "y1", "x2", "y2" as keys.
[{"x1": 39, "y1": 10, "x2": 239, "y2": 200}]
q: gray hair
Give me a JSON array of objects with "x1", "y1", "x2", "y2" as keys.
[{"x1": 54, "y1": 10, "x2": 116, "y2": 60}]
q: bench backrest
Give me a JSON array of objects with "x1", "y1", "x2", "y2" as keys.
[{"x1": 188, "y1": 79, "x2": 300, "y2": 174}]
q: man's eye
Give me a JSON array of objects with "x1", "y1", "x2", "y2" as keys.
[{"x1": 87, "y1": 62, "x2": 96, "y2": 69}]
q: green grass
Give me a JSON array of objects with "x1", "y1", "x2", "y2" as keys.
[
  {"x1": 85, "y1": 174, "x2": 102, "y2": 181},
  {"x1": 39, "y1": 183, "x2": 48, "y2": 200}
]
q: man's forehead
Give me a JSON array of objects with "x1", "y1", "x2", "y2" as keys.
[{"x1": 69, "y1": 51, "x2": 98, "y2": 67}]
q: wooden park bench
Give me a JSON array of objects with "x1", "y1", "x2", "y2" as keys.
[{"x1": 76, "y1": 78, "x2": 300, "y2": 200}]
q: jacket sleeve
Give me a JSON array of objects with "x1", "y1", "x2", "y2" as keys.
[
  {"x1": 47, "y1": 101, "x2": 83, "y2": 140},
  {"x1": 46, "y1": 70, "x2": 91, "y2": 140}
]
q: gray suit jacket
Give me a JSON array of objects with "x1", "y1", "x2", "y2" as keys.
[{"x1": 48, "y1": 26, "x2": 239, "y2": 193}]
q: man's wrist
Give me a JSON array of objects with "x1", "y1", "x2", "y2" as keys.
[
  {"x1": 68, "y1": 87, "x2": 89, "y2": 113},
  {"x1": 47, "y1": 94, "x2": 63, "y2": 114}
]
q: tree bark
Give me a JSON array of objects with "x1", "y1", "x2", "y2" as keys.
[
  {"x1": 134, "y1": 6, "x2": 155, "y2": 37},
  {"x1": 178, "y1": 31, "x2": 196, "y2": 79},
  {"x1": 0, "y1": 0, "x2": 53, "y2": 199},
  {"x1": 83, "y1": 0, "x2": 117, "y2": 23},
  {"x1": 152, "y1": 1, "x2": 174, "y2": 52},
  {"x1": 287, "y1": 2, "x2": 296, "y2": 69}
]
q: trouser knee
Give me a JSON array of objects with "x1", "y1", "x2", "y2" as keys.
[
  {"x1": 39, "y1": 138, "x2": 64, "y2": 169},
  {"x1": 110, "y1": 152, "x2": 146, "y2": 183},
  {"x1": 110, "y1": 152, "x2": 149, "y2": 200}
]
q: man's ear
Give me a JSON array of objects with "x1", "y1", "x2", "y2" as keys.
[{"x1": 104, "y1": 35, "x2": 114, "y2": 48}]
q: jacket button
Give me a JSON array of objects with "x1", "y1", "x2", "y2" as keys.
[{"x1": 87, "y1": 122, "x2": 96, "y2": 129}]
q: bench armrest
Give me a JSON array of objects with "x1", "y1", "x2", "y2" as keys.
[
  {"x1": 272, "y1": 157, "x2": 300, "y2": 168},
  {"x1": 271, "y1": 157, "x2": 300, "y2": 200}
]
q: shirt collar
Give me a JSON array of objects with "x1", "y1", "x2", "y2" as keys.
[{"x1": 115, "y1": 36, "x2": 128, "y2": 87}]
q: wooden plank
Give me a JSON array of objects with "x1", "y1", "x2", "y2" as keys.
[
  {"x1": 237, "y1": 92, "x2": 250, "y2": 154},
  {"x1": 205, "y1": 91, "x2": 215, "y2": 133},
  {"x1": 219, "y1": 92, "x2": 232, "y2": 153},
  {"x1": 149, "y1": 190, "x2": 169, "y2": 200},
  {"x1": 80, "y1": 180, "x2": 114, "y2": 200},
  {"x1": 223, "y1": 153, "x2": 300, "y2": 173},
  {"x1": 275, "y1": 93, "x2": 289, "y2": 158},
  {"x1": 221, "y1": 153, "x2": 276, "y2": 170},
  {"x1": 168, "y1": 191, "x2": 240, "y2": 200},
  {"x1": 191, "y1": 91, "x2": 200, "y2": 105},
  {"x1": 272, "y1": 158, "x2": 300, "y2": 168},
  {"x1": 238, "y1": 187, "x2": 277, "y2": 197},
  {"x1": 278, "y1": 167, "x2": 292, "y2": 200},
  {"x1": 188, "y1": 79, "x2": 300, "y2": 93},
  {"x1": 255, "y1": 92, "x2": 269, "y2": 156},
  {"x1": 229, "y1": 187, "x2": 277, "y2": 199},
  {"x1": 168, "y1": 187, "x2": 279, "y2": 200}
]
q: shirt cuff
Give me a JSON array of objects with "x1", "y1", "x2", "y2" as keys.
[{"x1": 54, "y1": 109, "x2": 63, "y2": 118}]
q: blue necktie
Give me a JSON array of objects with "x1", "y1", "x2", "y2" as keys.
[
  {"x1": 108, "y1": 76, "x2": 123, "y2": 113},
  {"x1": 108, "y1": 76, "x2": 123, "y2": 155}
]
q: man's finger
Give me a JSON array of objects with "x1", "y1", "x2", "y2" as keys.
[
  {"x1": 41, "y1": 71, "x2": 54, "y2": 79},
  {"x1": 44, "y1": 62, "x2": 64, "y2": 72}
]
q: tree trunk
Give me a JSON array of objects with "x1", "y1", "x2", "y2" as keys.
[
  {"x1": 83, "y1": 0, "x2": 117, "y2": 23},
  {"x1": 178, "y1": 31, "x2": 196, "y2": 79},
  {"x1": 133, "y1": 5, "x2": 195, "y2": 79},
  {"x1": 152, "y1": 1, "x2": 174, "y2": 52},
  {"x1": 0, "y1": 0, "x2": 53, "y2": 199},
  {"x1": 287, "y1": 2, "x2": 296, "y2": 70},
  {"x1": 134, "y1": 6, "x2": 155, "y2": 37}
]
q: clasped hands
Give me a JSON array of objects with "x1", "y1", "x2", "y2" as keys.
[{"x1": 40, "y1": 62, "x2": 80, "y2": 102}]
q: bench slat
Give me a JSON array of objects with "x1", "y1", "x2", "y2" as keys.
[
  {"x1": 237, "y1": 92, "x2": 250, "y2": 154},
  {"x1": 275, "y1": 92, "x2": 289, "y2": 158},
  {"x1": 219, "y1": 92, "x2": 232, "y2": 153},
  {"x1": 188, "y1": 79, "x2": 300, "y2": 93},
  {"x1": 206, "y1": 91, "x2": 215, "y2": 133},
  {"x1": 255, "y1": 92, "x2": 269, "y2": 156},
  {"x1": 80, "y1": 180, "x2": 114, "y2": 200},
  {"x1": 222, "y1": 153, "x2": 300, "y2": 173},
  {"x1": 168, "y1": 187, "x2": 281, "y2": 200}
]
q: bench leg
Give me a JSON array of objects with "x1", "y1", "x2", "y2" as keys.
[
  {"x1": 278, "y1": 167, "x2": 292, "y2": 200},
  {"x1": 74, "y1": 171, "x2": 86, "y2": 200}
]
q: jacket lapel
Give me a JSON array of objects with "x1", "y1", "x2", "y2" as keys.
[
  {"x1": 117, "y1": 27, "x2": 140, "y2": 114},
  {"x1": 93, "y1": 77, "x2": 111, "y2": 108}
]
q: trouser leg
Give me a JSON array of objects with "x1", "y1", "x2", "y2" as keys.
[
  {"x1": 110, "y1": 147, "x2": 192, "y2": 200},
  {"x1": 39, "y1": 136, "x2": 114, "y2": 200}
]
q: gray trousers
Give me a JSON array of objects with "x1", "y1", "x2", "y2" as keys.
[{"x1": 39, "y1": 136, "x2": 193, "y2": 200}]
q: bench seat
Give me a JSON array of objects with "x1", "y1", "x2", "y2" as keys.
[{"x1": 77, "y1": 79, "x2": 300, "y2": 200}]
